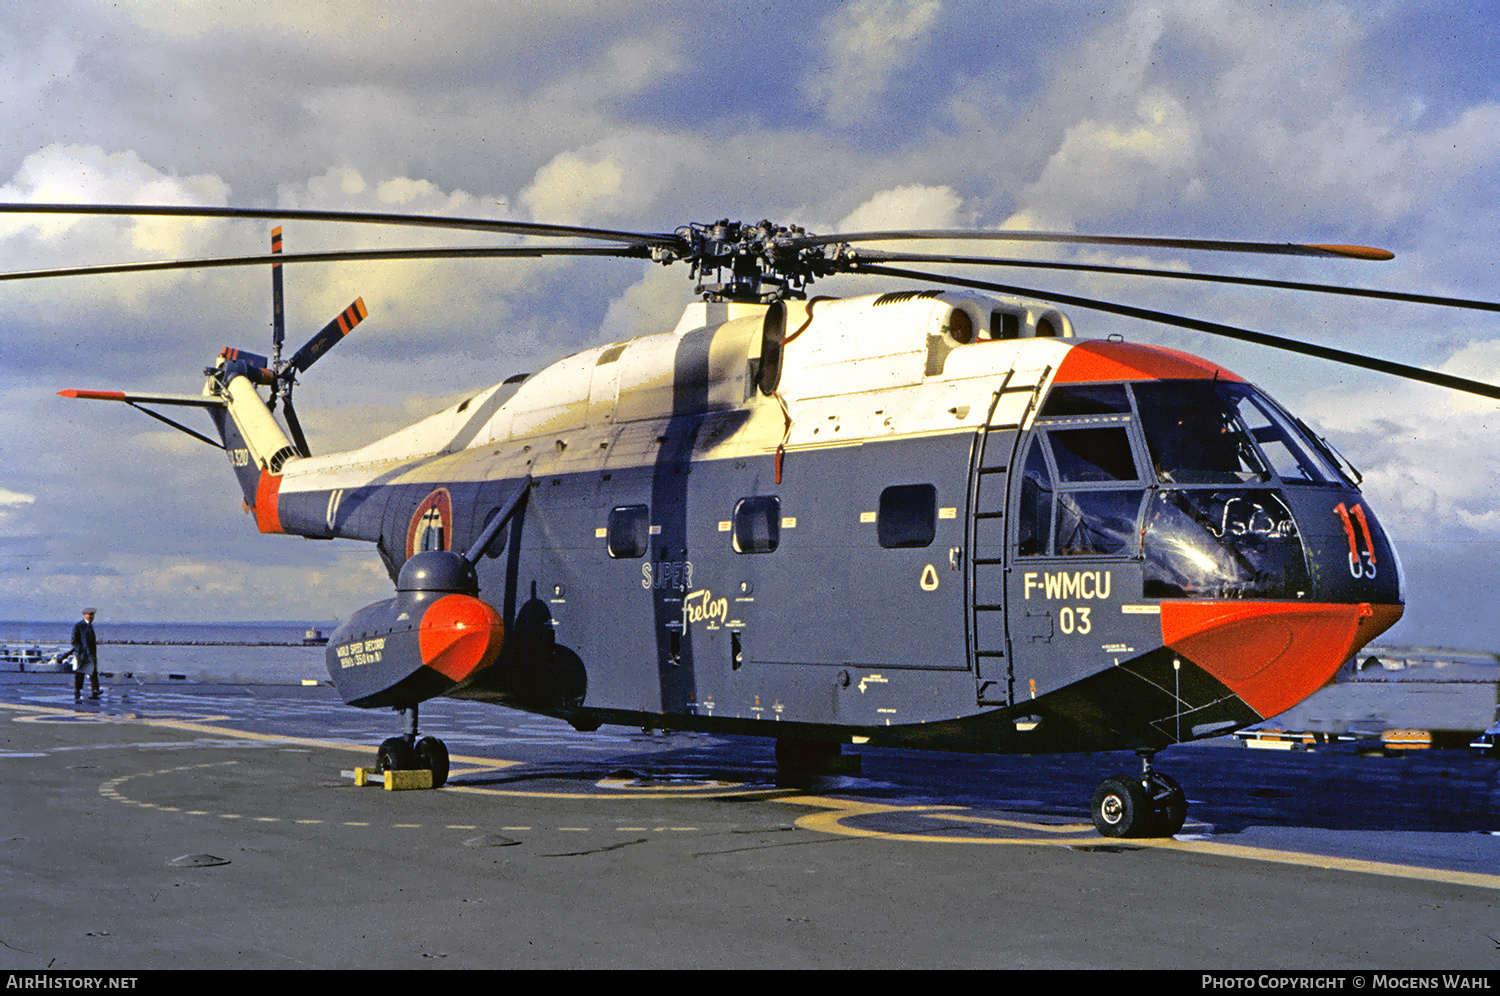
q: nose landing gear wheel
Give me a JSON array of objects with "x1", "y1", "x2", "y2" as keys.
[
  {"x1": 1147, "y1": 772, "x2": 1187, "y2": 836},
  {"x1": 375, "y1": 705, "x2": 449, "y2": 787},
  {"x1": 1091, "y1": 752, "x2": 1189, "y2": 838},
  {"x1": 1092, "y1": 775, "x2": 1148, "y2": 837}
]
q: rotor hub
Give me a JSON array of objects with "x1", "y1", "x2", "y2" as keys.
[{"x1": 668, "y1": 219, "x2": 841, "y2": 304}]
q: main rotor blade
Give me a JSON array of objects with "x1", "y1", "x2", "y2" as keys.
[
  {"x1": 288, "y1": 299, "x2": 367, "y2": 375},
  {"x1": 853, "y1": 262, "x2": 1500, "y2": 402},
  {"x1": 796, "y1": 229, "x2": 1394, "y2": 260},
  {"x1": 0, "y1": 244, "x2": 652, "y2": 282},
  {"x1": 0, "y1": 203, "x2": 681, "y2": 249},
  {"x1": 848, "y1": 249, "x2": 1500, "y2": 314}
]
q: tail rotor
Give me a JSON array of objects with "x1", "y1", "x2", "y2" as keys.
[{"x1": 247, "y1": 226, "x2": 367, "y2": 459}]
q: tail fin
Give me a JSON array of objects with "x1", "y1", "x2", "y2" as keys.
[{"x1": 59, "y1": 353, "x2": 302, "y2": 534}]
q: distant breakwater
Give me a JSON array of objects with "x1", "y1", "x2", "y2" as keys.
[{"x1": 100, "y1": 640, "x2": 326, "y2": 648}]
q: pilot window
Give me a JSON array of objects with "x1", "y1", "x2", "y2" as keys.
[
  {"x1": 1038, "y1": 384, "x2": 1132, "y2": 418},
  {"x1": 878, "y1": 484, "x2": 937, "y2": 548},
  {"x1": 1055, "y1": 490, "x2": 1146, "y2": 556},
  {"x1": 733, "y1": 496, "x2": 780, "y2": 554},
  {"x1": 607, "y1": 505, "x2": 650, "y2": 559},
  {"x1": 1228, "y1": 390, "x2": 1338, "y2": 484}
]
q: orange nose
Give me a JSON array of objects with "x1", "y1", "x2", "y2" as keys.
[
  {"x1": 419, "y1": 594, "x2": 505, "y2": 682},
  {"x1": 1162, "y1": 601, "x2": 1403, "y2": 718}
]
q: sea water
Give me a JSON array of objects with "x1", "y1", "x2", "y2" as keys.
[{"x1": 0, "y1": 620, "x2": 336, "y2": 683}]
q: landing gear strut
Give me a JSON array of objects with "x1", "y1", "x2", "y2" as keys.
[
  {"x1": 1090, "y1": 750, "x2": 1187, "y2": 838},
  {"x1": 376, "y1": 704, "x2": 450, "y2": 788}
]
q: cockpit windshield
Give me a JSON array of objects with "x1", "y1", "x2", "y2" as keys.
[
  {"x1": 1023, "y1": 377, "x2": 1361, "y2": 598},
  {"x1": 1131, "y1": 381, "x2": 1348, "y2": 486}
]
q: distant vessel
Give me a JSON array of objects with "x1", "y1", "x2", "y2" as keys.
[
  {"x1": 1, "y1": 644, "x2": 71, "y2": 672},
  {"x1": 303, "y1": 628, "x2": 329, "y2": 646},
  {"x1": 1247, "y1": 644, "x2": 1500, "y2": 750}
]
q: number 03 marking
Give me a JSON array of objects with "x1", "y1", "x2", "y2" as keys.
[{"x1": 1059, "y1": 606, "x2": 1091, "y2": 635}]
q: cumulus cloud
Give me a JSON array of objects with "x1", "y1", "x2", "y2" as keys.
[
  {"x1": 837, "y1": 184, "x2": 963, "y2": 232},
  {"x1": 519, "y1": 131, "x2": 702, "y2": 226},
  {"x1": 1013, "y1": 88, "x2": 1203, "y2": 230},
  {"x1": 805, "y1": 0, "x2": 943, "y2": 126}
]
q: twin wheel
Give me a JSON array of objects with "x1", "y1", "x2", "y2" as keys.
[
  {"x1": 1090, "y1": 769, "x2": 1187, "y2": 838},
  {"x1": 377, "y1": 735, "x2": 450, "y2": 788}
]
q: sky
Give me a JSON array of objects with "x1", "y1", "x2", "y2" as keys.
[{"x1": 1, "y1": 0, "x2": 1498, "y2": 649}]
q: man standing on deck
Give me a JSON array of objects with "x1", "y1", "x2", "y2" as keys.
[{"x1": 69, "y1": 608, "x2": 99, "y2": 701}]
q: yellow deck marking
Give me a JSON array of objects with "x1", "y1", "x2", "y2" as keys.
[
  {"x1": 926, "y1": 812, "x2": 1097, "y2": 834},
  {"x1": 780, "y1": 796, "x2": 1500, "y2": 891},
  {"x1": 1123, "y1": 835, "x2": 1500, "y2": 890}
]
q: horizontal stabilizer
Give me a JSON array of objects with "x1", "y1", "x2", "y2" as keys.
[{"x1": 58, "y1": 389, "x2": 225, "y2": 408}]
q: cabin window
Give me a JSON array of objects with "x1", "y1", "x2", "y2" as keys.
[
  {"x1": 607, "y1": 505, "x2": 650, "y2": 559},
  {"x1": 878, "y1": 484, "x2": 937, "y2": 548},
  {"x1": 733, "y1": 496, "x2": 781, "y2": 554}
]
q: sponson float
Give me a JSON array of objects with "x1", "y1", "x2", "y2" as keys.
[{"x1": 28, "y1": 205, "x2": 1500, "y2": 837}]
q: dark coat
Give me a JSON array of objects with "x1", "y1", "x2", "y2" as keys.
[{"x1": 71, "y1": 619, "x2": 97, "y2": 672}]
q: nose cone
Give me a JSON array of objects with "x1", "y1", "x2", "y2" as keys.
[
  {"x1": 419, "y1": 593, "x2": 505, "y2": 682},
  {"x1": 1163, "y1": 600, "x2": 1404, "y2": 718}
]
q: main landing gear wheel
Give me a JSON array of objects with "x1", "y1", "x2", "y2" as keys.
[
  {"x1": 377, "y1": 736, "x2": 415, "y2": 773},
  {"x1": 375, "y1": 705, "x2": 450, "y2": 787},
  {"x1": 415, "y1": 735, "x2": 449, "y2": 788},
  {"x1": 1090, "y1": 752, "x2": 1188, "y2": 838}
]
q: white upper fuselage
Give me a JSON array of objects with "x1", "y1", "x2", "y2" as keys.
[{"x1": 276, "y1": 290, "x2": 1077, "y2": 496}]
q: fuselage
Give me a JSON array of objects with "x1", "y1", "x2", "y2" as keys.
[{"x1": 233, "y1": 289, "x2": 1404, "y2": 753}]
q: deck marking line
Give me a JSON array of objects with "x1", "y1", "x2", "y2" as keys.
[{"x1": 781, "y1": 797, "x2": 1500, "y2": 890}]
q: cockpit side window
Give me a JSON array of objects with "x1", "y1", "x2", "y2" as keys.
[
  {"x1": 1038, "y1": 384, "x2": 1131, "y2": 418},
  {"x1": 1049, "y1": 427, "x2": 1138, "y2": 483},
  {"x1": 1017, "y1": 438, "x2": 1053, "y2": 556}
]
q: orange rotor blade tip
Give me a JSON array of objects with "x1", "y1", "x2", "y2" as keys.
[
  {"x1": 1309, "y1": 244, "x2": 1396, "y2": 261},
  {"x1": 58, "y1": 389, "x2": 124, "y2": 400}
]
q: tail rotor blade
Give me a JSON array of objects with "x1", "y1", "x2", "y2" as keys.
[
  {"x1": 271, "y1": 227, "x2": 285, "y2": 362},
  {"x1": 282, "y1": 396, "x2": 311, "y2": 458},
  {"x1": 288, "y1": 298, "x2": 367, "y2": 374}
]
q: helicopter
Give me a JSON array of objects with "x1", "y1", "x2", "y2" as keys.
[{"x1": 8, "y1": 202, "x2": 1500, "y2": 838}]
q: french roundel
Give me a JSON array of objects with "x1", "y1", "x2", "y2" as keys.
[{"x1": 405, "y1": 488, "x2": 453, "y2": 559}]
